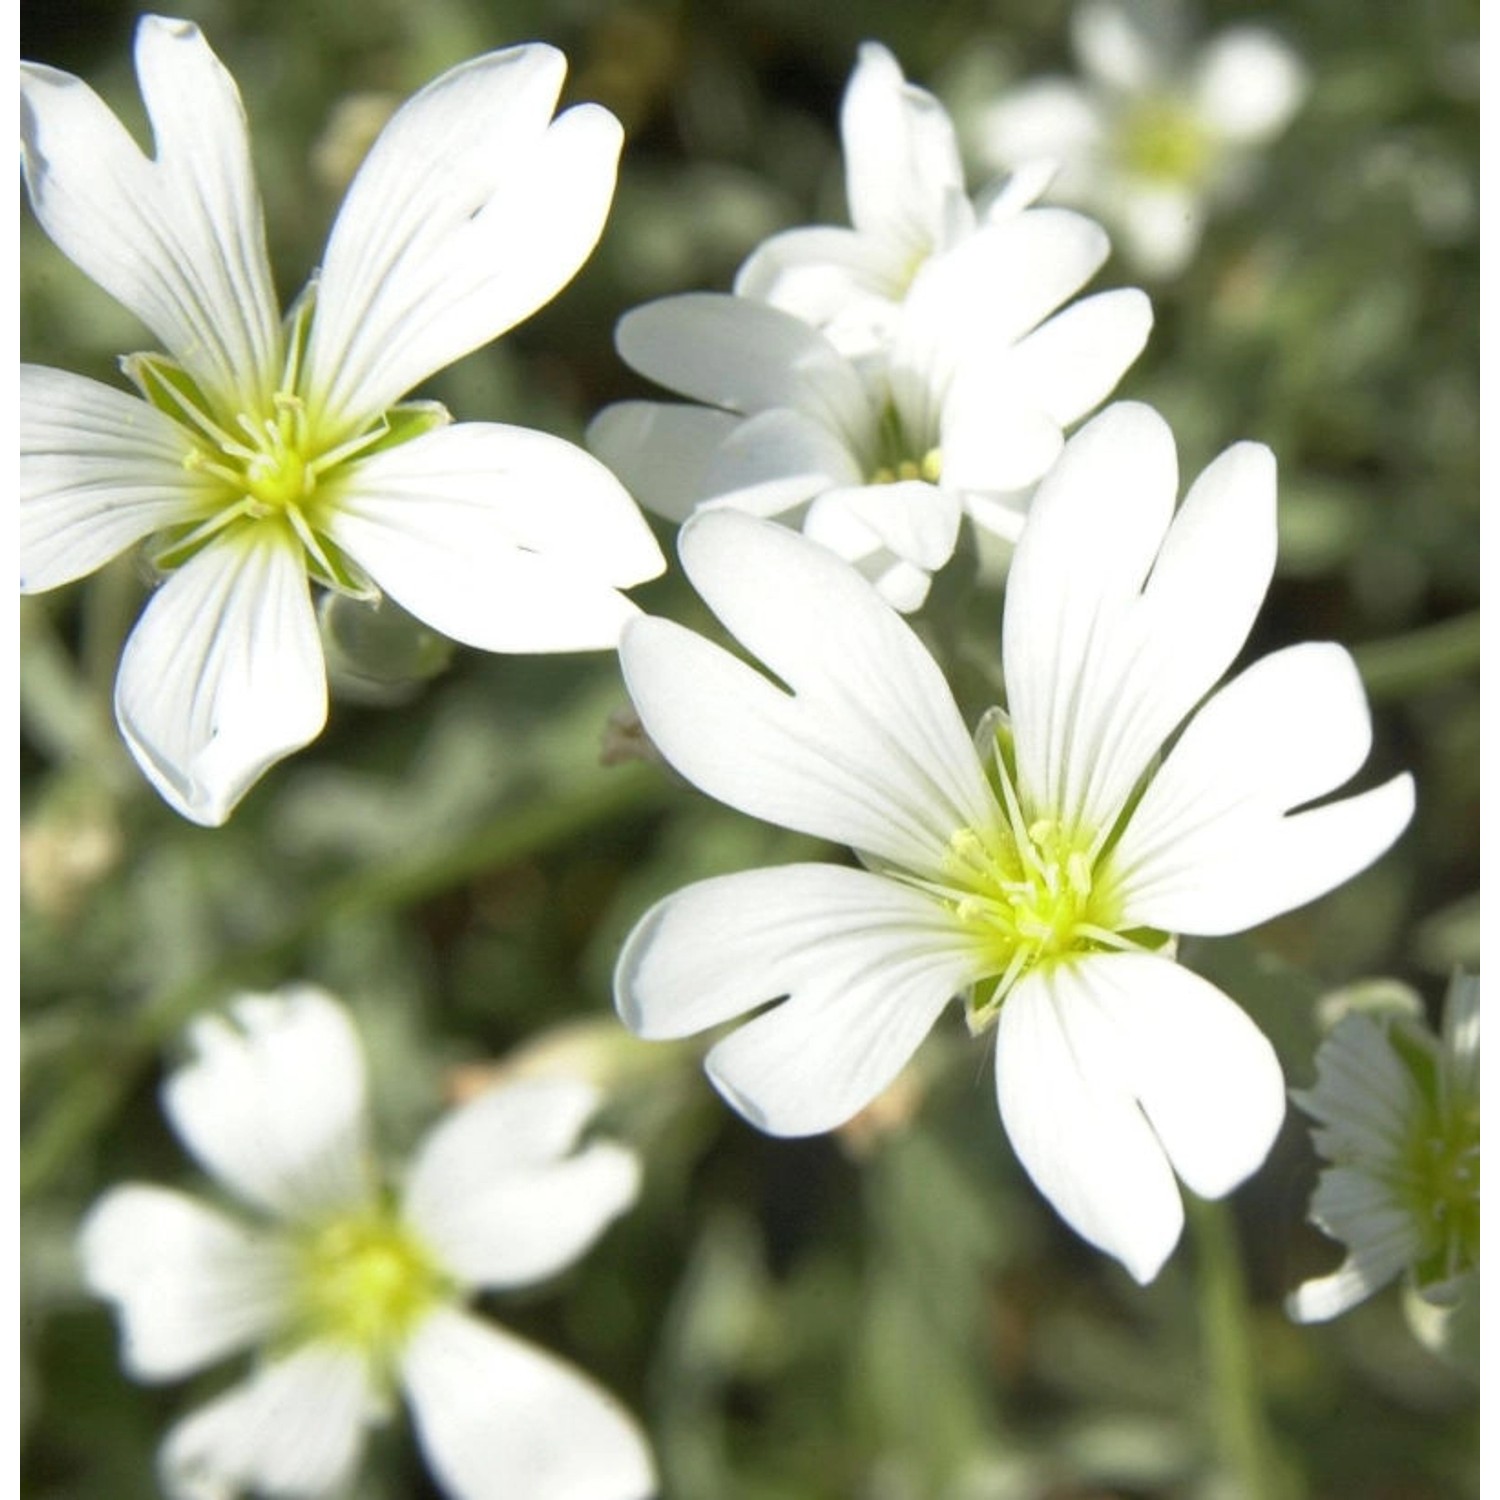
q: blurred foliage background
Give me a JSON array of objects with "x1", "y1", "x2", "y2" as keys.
[{"x1": 19, "y1": 0, "x2": 1478, "y2": 1497}]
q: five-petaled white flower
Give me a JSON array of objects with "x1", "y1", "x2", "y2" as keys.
[
  {"x1": 1287, "y1": 973, "x2": 1479, "y2": 1324},
  {"x1": 588, "y1": 230, "x2": 1150, "y2": 612},
  {"x1": 975, "y1": 0, "x2": 1307, "y2": 278},
  {"x1": 733, "y1": 39, "x2": 1063, "y2": 358},
  {"x1": 613, "y1": 402, "x2": 1414, "y2": 1282},
  {"x1": 20, "y1": 17, "x2": 663, "y2": 825},
  {"x1": 80, "y1": 985, "x2": 656, "y2": 1500}
]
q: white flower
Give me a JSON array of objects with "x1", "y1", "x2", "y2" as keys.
[
  {"x1": 587, "y1": 231, "x2": 1150, "y2": 611},
  {"x1": 612, "y1": 402, "x2": 1414, "y2": 1282},
  {"x1": 1287, "y1": 973, "x2": 1479, "y2": 1324},
  {"x1": 733, "y1": 40, "x2": 1063, "y2": 358},
  {"x1": 975, "y1": 0, "x2": 1307, "y2": 277},
  {"x1": 79, "y1": 985, "x2": 656, "y2": 1500},
  {"x1": 20, "y1": 17, "x2": 664, "y2": 825}
]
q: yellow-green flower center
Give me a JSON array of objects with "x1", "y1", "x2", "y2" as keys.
[
  {"x1": 294, "y1": 1211, "x2": 449, "y2": 1363},
  {"x1": 237, "y1": 402, "x2": 317, "y2": 513},
  {"x1": 869, "y1": 402, "x2": 942, "y2": 487},
  {"x1": 1117, "y1": 96, "x2": 1213, "y2": 185},
  {"x1": 871, "y1": 450, "x2": 943, "y2": 486},
  {"x1": 945, "y1": 816, "x2": 1126, "y2": 1030},
  {"x1": 123, "y1": 294, "x2": 448, "y2": 593},
  {"x1": 928, "y1": 717, "x2": 1165, "y2": 1032}
]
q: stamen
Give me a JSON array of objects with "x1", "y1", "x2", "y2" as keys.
[
  {"x1": 126, "y1": 354, "x2": 248, "y2": 456},
  {"x1": 933, "y1": 730, "x2": 1133, "y2": 1029},
  {"x1": 150, "y1": 497, "x2": 260, "y2": 570},
  {"x1": 284, "y1": 504, "x2": 342, "y2": 581},
  {"x1": 309, "y1": 415, "x2": 393, "y2": 476}
]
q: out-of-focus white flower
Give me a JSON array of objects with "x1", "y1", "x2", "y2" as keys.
[
  {"x1": 1287, "y1": 973, "x2": 1479, "y2": 1325},
  {"x1": 976, "y1": 0, "x2": 1307, "y2": 278},
  {"x1": 80, "y1": 985, "x2": 655, "y2": 1500},
  {"x1": 588, "y1": 221, "x2": 1150, "y2": 611},
  {"x1": 21, "y1": 17, "x2": 663, "y2": 825},
  {"x1": 734, "y1": 40, "x2": 1062, "y2": 357},
  {"x1": 613, "y1": 404, "x2": 1413, "y2": 1282}
]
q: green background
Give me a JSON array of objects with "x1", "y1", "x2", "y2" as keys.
[{"x1": 20, "y1": 1, "x2": 1479, "y2": 1496}]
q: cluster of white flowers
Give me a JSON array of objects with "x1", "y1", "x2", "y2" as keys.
[{"x1": 19, "y1": 11, "x2": 1448, "y2": 1497}]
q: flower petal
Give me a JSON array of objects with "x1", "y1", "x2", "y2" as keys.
[
  {"x1": 1002, "y1": 402, "x2": 1177, "y2": 830},
  {"x1": 615, "y1": 293, "x2": 873, "y2": 443},
  {"x1": 938, "y1": 372, "x2": 1064, "y2": 496},
  {"x1": 326, "y1": 423, "x2": 661, "y2": 654},
  {"x1": 620, "y1": 512, "x2": 997, "y2": 876},
  {"x1": 704, "y1": 409, "x2": 865, "y2": 518},
  {"x1": 978, "y1": 80, "x2": 1105, "y2": 173},
  {"x1": 113, "y1": 528, "x2": 326, "y2": 826},
  {"x1": 805, "y1": 481, "x2": 962, "y2": 571},
  {"x1": 1294, "y1": 1013, "x2": 1425, "y2": 1162},
  {"x1": 734, "y1": 225, "x2": 905, "y2": 351},
  {"x1": 802, "y1": 481, "x2": 964, "y2": 611},
  {"x1": 1072, "y1": 0, "x2": 1171, "y2": 94},
  {"x1": 586, "y1": 401, "x2": 742, "y2": 522},
  {"x1": 163, "y1": 985, "x2": 375, "y2": 1223},
  {"x1": 160, "y1": 1344, "x2": 373, "y2": 1500},
  {"x1": 403, "y1": 1080, "x2": 640, "y2": 1291},
  {"x1": 1441, "y1": 973, "x2": 1480, "y2": 1104},
  {"x1": 616, "y1": 864, "x2": 978, "y2": 1138},
  {"x1": 1193, "y1": 28, "x2": 1307, "y2": 145},
  {"x1": 1286, "y1": 1163, "x2": 1424, "y2": 1322},
  {"x1": 618, "y1": 862, "x2": 979, "y2": 1028},
  {"x1": 840, "y1": 42, "x2": 968, "y2": 257},
  {"x1": 996, "y1": 964, "x2": 1184, "y2": 1282},
  {"x1": 78, "y1": 1185, "x2": 294, "y2": 1382},
  {"x1": 20, "y1": 16, "x2": 280, "y2": 414},
  {"x1": 1111, "y1": 643, "x2": 1415, "y2": 934},
  {"x1": 898, "y1": 208, "x2": 1111, "y2": 386},
  {"x1": 402, "y1": 1307, "x2": 656, "y2": 1500},
  {"x1": 20, "y1": 364, "x2": 207, "y2": 592},
  {"x1": 979, "y1": 159, "x2": 1061, "y2": 222},
  {"x1": 304, "y1": 45, "x2": 621, "y2": 434},
  {"x1": 1004, "y1": 287, "x2": 1154, "y2": 428},
  {"x1": 1052, "y1": 954, "x2": 1285, "y2": 1199},
  {"x1": 705, "y1": 963, "x2": 960, "y2": 1139},
  {"x1": 1285, "y1": 1246, "x2": 1407, "y2": 1325},
  {"x1": 1115, "y1": 184, "x2": 1202, "y2": 280},
  {"x1": 1005, "y1": 409, "x2": 1279, "y2": 839}
]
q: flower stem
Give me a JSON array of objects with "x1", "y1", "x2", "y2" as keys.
[{"x1": 1187, "y1": 1194, "x2": 1285, "y2": 1500}]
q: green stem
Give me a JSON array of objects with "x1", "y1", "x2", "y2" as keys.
[
  {"x1": 1188, "y1": 1195, "x2": 1282, "y2": 1500},
  {"x1": 1352, "y1": 610, "x2": 1480, "y2": 702},
  {"x1": 20, "y1": 761, "x2": 672, "y2": 1198}
]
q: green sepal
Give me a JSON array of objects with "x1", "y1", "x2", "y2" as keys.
[
  {"x1": 280, "y1": 279, "x2": 318, "y2": 392},
  {"x1": 306, "y1": 534, "x2": 379, "y2": 602},
  {"x1": 121, "y1": 352, "x2": 219, "y2": 440},
  {"x1": 363, "y1": 400, "x2": 454, "y2": 457}
]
